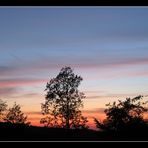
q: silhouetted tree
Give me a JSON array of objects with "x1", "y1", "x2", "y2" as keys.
[
  {"x1": 94, "y1": 95, "x2": 148, "y2": 131},
  {"x1": 4, "y1": 102, "x2": 30, "y2": 125},
  {"x1": 41, "y1": 67, "x2": 88, "y2": 129},
  {"x1": 0, "y1": 99, "x2": 7, "y2": 122}
]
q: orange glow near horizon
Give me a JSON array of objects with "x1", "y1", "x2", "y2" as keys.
[
  {"x1": 24, "y1": 110, "x2": 148, "y2": 130},
  {"x1": 2, "y1": 92, "x2": 147, "y2": 130},
  {"x1": 24, "y1": 111, "x2": 106, "y2": 130}
]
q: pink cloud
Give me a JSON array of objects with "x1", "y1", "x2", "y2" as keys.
[
  {"x1": 0, "y1": 78, "x2": 47, "y2": 87},
  {"x1": 71, "y1": 57, "x2": 148, "y2": 69},
  {"x1": 1, "y1": 56, "x2": 148, "y2": 78},
  {"x1": 80, "y1": 67, "x2": 148, "y2": 81}
]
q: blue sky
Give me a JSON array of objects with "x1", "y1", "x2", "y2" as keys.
[{"x1": 0, "y1": 7, "x2": 148, "y2": 127}]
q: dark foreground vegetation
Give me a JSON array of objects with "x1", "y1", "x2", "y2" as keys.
[
  {"x1": 0, "y1": 67, "x2": 148, "y2": 141},
  {"x1": 0, "y1": 122, "x2": 148, "y2": 141}
]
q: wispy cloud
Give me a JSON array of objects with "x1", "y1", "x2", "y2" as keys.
[
  {"x1": 84, "y1": 90, "x2": 106, "y2": 94},
  {"x1": 85, "y1": 93, "x2": 143, "y2": 100},
  {"x1": 77, "y1": 57, "x2": 148, "y2": 69},
  {"x1": 0, "y1": 65, "x2": 17, "y2": 76},
  {"x1": 82, "y1": 108, "x2": 105, "y2": 114},
  {"x1": 1, "y1": 55, "x2": 148, "y2": 78},
  {"x1": 106, "y1": 93, "x2": 143, "y2": 98},
  {"x1": 0, "y1": 78, "x2": 47, "y2": 87},
  {"x1": 8, "y1": 93, "x2": 42, "y2": 99},
  {"x1": 0, "y1": 87, "x2": 17, "y2": 96},
  {"x1": 86, "y1": 96, "x2": 105, "y2": 99},
  {"x1": 25, "y1": 111, "x2": 41, "y2": 115}
]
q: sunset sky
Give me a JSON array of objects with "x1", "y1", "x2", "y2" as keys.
[{"x1": 0, "y1": 7, "x2": 148, "y2": 129}]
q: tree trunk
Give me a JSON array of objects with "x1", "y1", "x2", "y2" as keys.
[
  {"x1": 66, "y1": 117, "x2": 70, "y2": 129},
  {"x1": 65, "y1": 84, "x2": 70, "y2": 129},
  {"x1": 66, "y1": 101, "x2": 70, "y2": 129}
]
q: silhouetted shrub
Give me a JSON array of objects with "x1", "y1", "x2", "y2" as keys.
[
  {"x1": 94, "y1": 95, "x2": 148, "y2": 132},
  {"x1": 0, "y1": 99, "x2": 7, "y2": 121},
  {"x1": 4, "y1": 102, "x2": 30, "y2": 125}
]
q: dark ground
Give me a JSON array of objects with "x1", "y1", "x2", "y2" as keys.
[{"x1": 0, "y1": 122, "x2": 148, "y2": 141}]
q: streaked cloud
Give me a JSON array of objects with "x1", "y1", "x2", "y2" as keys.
[
  {"x1": 0, "y1": 78, "x2": 47, "y2": 87},
  {"x1": 82, "y1": 108, "x2": 105, "y2": 114},
  {"x1": 1, "y1": 55, "x2": 148, "y2": 82},
  {"x1": 86, "y1": 96, "x2": 105, "y2": 99},
  {"x1": 85, "y1": 93, "x2": 145, "y2": 100},
  {"x1": 8, "y1": 93, "x2": 42, "y2": 99},
  {"x1": 25, "y1": 111, "x2": 41, "y2": 115},
  {"x1": 0, "y1": 87, "x2": 17, "y2": 95}
]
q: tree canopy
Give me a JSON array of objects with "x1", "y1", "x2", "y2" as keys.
[{"x1": 41, "y1": 67, "x2": 88, "y2": 129}]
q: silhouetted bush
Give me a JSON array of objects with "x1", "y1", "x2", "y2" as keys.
[
  {"x1": 94, "y1": 95, "x2": 148, "y2": 133},
  {"x1": 0, "y1": 99, "x2": 7, "y2": 121},
  {"x1": 4, "y1": 102, "x2": 30, "y2": 125}
]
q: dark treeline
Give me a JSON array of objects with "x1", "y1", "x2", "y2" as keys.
[{"x1": 0, "y1": 67, "x2": 148, "y2": 141}]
